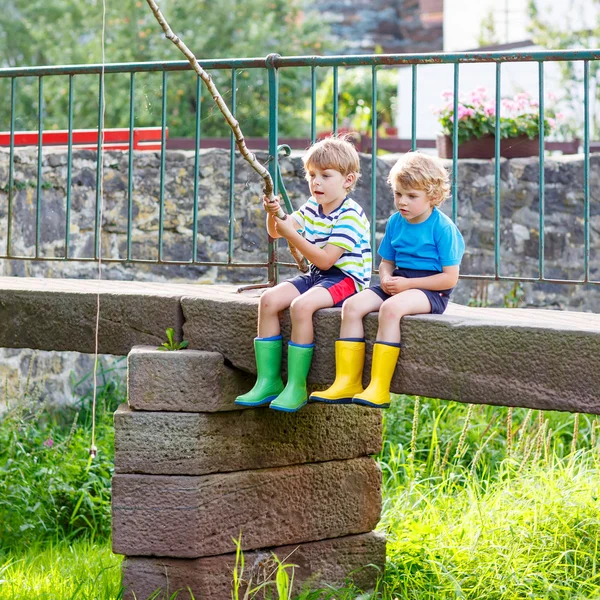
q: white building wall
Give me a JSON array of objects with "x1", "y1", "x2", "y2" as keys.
[{"x1": 395, "y1": 47, "x2": 569, "y2": 141}]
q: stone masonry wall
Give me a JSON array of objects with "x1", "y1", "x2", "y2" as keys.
[{"x1": 115, "y1": 346, "x2": 385, "y2": 598}]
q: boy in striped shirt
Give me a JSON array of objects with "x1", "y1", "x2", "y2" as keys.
[{"x1": 235, "y1": 136, "x2": 372, "y2": 413}]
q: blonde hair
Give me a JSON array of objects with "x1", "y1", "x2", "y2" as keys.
[
  {"x1": 387, "y1": 152, "x2": 450, "y2": 207},
  {"x1": 302, "y1": 136, "x2": 361, "y2": 191}
]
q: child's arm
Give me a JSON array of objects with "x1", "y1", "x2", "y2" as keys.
[
  {"x1": 273, "y1": 213, "x2": 345, "y2": 270},
  {"x1": 385, "y1": 265, "x2": 459, "y2": 295}
]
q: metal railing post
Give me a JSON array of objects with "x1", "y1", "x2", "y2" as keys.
[{"x1": 266, "y1": 53, "x2": 281, "y2": 286}]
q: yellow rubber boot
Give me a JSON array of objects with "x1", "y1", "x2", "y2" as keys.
[
  {"x1": 352, "y1": 342, "x2": 400, "y2": 409},
  {"x1": 309, "y1": 340, "x2": 365, "y2": 404}
]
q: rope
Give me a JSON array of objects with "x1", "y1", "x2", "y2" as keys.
[{"x1": 89, "y1": 0, "x2": 107, "y2": 461}]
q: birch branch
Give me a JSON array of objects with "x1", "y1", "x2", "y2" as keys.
[{"x1": 145, "y1": 0, "x2": 308, "y2": 273}]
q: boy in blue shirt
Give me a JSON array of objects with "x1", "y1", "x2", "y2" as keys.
[
  {"x1": 311, "y1": 151, "x2": 464, "y2": 409},
  {"x1": 235, "y1": 137, "x2": 372, "y2": 412}
]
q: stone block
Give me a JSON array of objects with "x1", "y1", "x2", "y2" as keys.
[
  {"x1": 122, "y1": 532, "x2": 386, "y2": 600},
  {"x1": 114, "y1": 403, "x2": 382, "y2": 475},
  {"x1": 127, "y1": 346, "x2": 253, "y2": 412},
  {"x1": 112, "y1": 458, "x2": 381, "y2": 558}
]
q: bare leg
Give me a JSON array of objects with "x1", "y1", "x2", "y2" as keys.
[
  {"x1": 339, "y1": 290, "x2": 384, "y2": 339},
  {"x1": 376, "y1": 289, "x2": 432, "y2": 344},
  {"x1": 289, "y1": 286, "x2": 334, "y2": 345},
  {"x1": 258, "y1": 282, "x2": 301, "y2": 338}
]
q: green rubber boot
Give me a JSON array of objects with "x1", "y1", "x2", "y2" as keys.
[
  {"x1": 270, "y1": 342, "x2": 314, "y2": 413},
  {"x1": 235, "y1": 336, "x2": 284, "y2": 407}
]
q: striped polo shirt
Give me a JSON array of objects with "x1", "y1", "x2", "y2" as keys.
[{"x1": 291, "y1": 196, "x2": 372, "y2": 291}]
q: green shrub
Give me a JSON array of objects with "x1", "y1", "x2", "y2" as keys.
[{"x1": 0, "y1": 361, "x2": 125, "y2": 553}]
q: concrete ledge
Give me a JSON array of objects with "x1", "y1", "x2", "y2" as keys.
[
  {"x1": 1, "y1": 277, "x2": 599, "y2": 414},
  {"x1": 112, "y1": 457, "x2": 382, "y2": 558},
  {"x1": 122, "y1": 532, "x2": 386, "y2": 600},
  {"x1": 127, "y1": 346, "x2": 254, "y2": 412},
  {"x1": 114, "y1": 403, "x2": 382, "y2": 475}
]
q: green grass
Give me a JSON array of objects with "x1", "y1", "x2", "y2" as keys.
[
  {"x1": 2, "y1": 375, "x2": 600, "y2": 599},
  {"x1": 376, "y1": 397, "x2": 600, "y2": 600},
  {"x1": 0, "y1": 540, "x2": 122, "y2": 600}
]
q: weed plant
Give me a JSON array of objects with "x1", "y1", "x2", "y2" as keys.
[{"x1": 0, "y1": 360, "x2": 125, "y2": 553}]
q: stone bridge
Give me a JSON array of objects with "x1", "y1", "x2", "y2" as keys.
[{"x1": 1, "y1": 276, "x2": 599, "y2": 598}]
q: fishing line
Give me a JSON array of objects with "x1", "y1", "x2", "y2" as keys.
[{"x1": 89, "y1": 0, "x2": 107, "y2": 462}]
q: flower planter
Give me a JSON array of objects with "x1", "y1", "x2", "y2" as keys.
[{"x1": 436, "y1": 134, "x2": 540, "y2": 159}]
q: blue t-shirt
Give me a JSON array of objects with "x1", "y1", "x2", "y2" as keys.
[{"x1": 378, "y1": 208, "x2": 464, "y2": 272}]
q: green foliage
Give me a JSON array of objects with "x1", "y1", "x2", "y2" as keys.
[
  {"x1": 0, "y1": 361, "x2": 125, "y2": 552},
  {"x1": 157, "y1": 327, "x2": 189, "y2": 351},
  {"x1": 435, "y1": 87, "x2": 559, "y2": 146},
  {"x1": 315, "y1": 67, "x2": 398, "y2": 135},
  {"x1": 0, "y1": 0, "x2": 333, "y2": 138},
  {"x1": 3, "y1": 367, "x2": 600, "y2": 599},
  {"x1": 528, "y1": 0, "x2": 600, "y2": 139}
]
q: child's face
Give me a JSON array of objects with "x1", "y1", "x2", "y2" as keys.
[
  {"x1": 306, "y1": 166, "x2": 354, "y2": 209},
  {"x1": 393, "y1": 184, "x2": 434, "y2": 224}
]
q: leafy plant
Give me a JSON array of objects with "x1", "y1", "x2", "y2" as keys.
[
  {"x1": 157, "y1": 327, "x2": 189, "y2": 351},
  {"x1": 0, "y1": 362, "x2": 125, "y2": 552},
  {"x1": 315, "y1": 67, "x2": 398, "y2": 135},
  {"x1": 435, "y1": 87, "x2": 562, "y2": 146}
]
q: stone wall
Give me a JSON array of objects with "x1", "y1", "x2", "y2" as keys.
[{"x1": 0, "y1": 146, "x2": 598, "y2": 403}]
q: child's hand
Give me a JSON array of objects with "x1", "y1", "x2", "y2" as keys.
[
  {"x1": 263, "y1": 194, "x2": 281, "y2": 215},
  {"x1": 383, "y1": 276, "x2": 409, "y2": 295},
  {"x1": 274, "y1": 214, "x2": 296, "y2": 239}
]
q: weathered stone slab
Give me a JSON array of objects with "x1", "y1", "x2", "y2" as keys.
[
  {"x1": 112, "y1": 457, "x2": 381, "y2": 558},
  {"x1": 127, "y1": 346, "x2": 253, "y2": 412},
  {"x1": 114, "y1": 403, "x2": 382, "y2": 475},
  {"x1": 399, "y1": 303, "x2": 600, "y2": 414},
  {"x1": 0, "y1": 277, "x2": 188, "y2": 356},
  {"x1": 122, "y1": 531, "x2": 386, "y2": 600},
  {"x1": 182, "y1": 289, "x2": 600, "y2": 414}
]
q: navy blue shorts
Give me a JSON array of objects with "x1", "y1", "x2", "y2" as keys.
[
  {"x1": 368, "y1": 267, "x2": 453, "y2": 315},
  {"x1": 287, "y1": 265, "x2": 357, "y2": 307}
]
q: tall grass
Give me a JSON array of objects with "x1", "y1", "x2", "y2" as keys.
[{"x1": 377, "y1": 396, "x2": 600, "y2": 599}]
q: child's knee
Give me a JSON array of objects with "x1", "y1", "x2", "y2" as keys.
[
  {"x1": 341, "y1": 297, "x2": 364, "y2": 321},
  {"x1": 379, "y1": 300, "x2": 403, "y2": 322},
  {"x1": 260, "y1": 289, "x2": 282, "y2": 313},
  {"x1": 290, "y1": 296, "x2": 314, "y2": 321}
]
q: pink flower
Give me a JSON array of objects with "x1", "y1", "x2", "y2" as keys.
[
  {"x1": 547, "y1": 117, "x2": 556, "y2": 128},
  {"x1": 502, "y1": 99, "x2": 516, "y2": 113},
  {"x1": 43, "y1": 438, "x2": 54, "y2": 448},
  {"x1": 547, "y1": 91, "x2": 558, "y2": 102},
  {"x1": 484, "y1": 104, "x2": 496, "y2": 117},
  {"x1": 555, "y1": 112, "x2": 565, "y2": 120},
  {"x1": 441, "y1": 89, "x2": 454, "y2": 100}
]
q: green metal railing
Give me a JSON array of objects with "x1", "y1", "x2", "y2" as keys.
[{"x1": 0, "y1": 49, "x2": 598, "y2": 286}]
